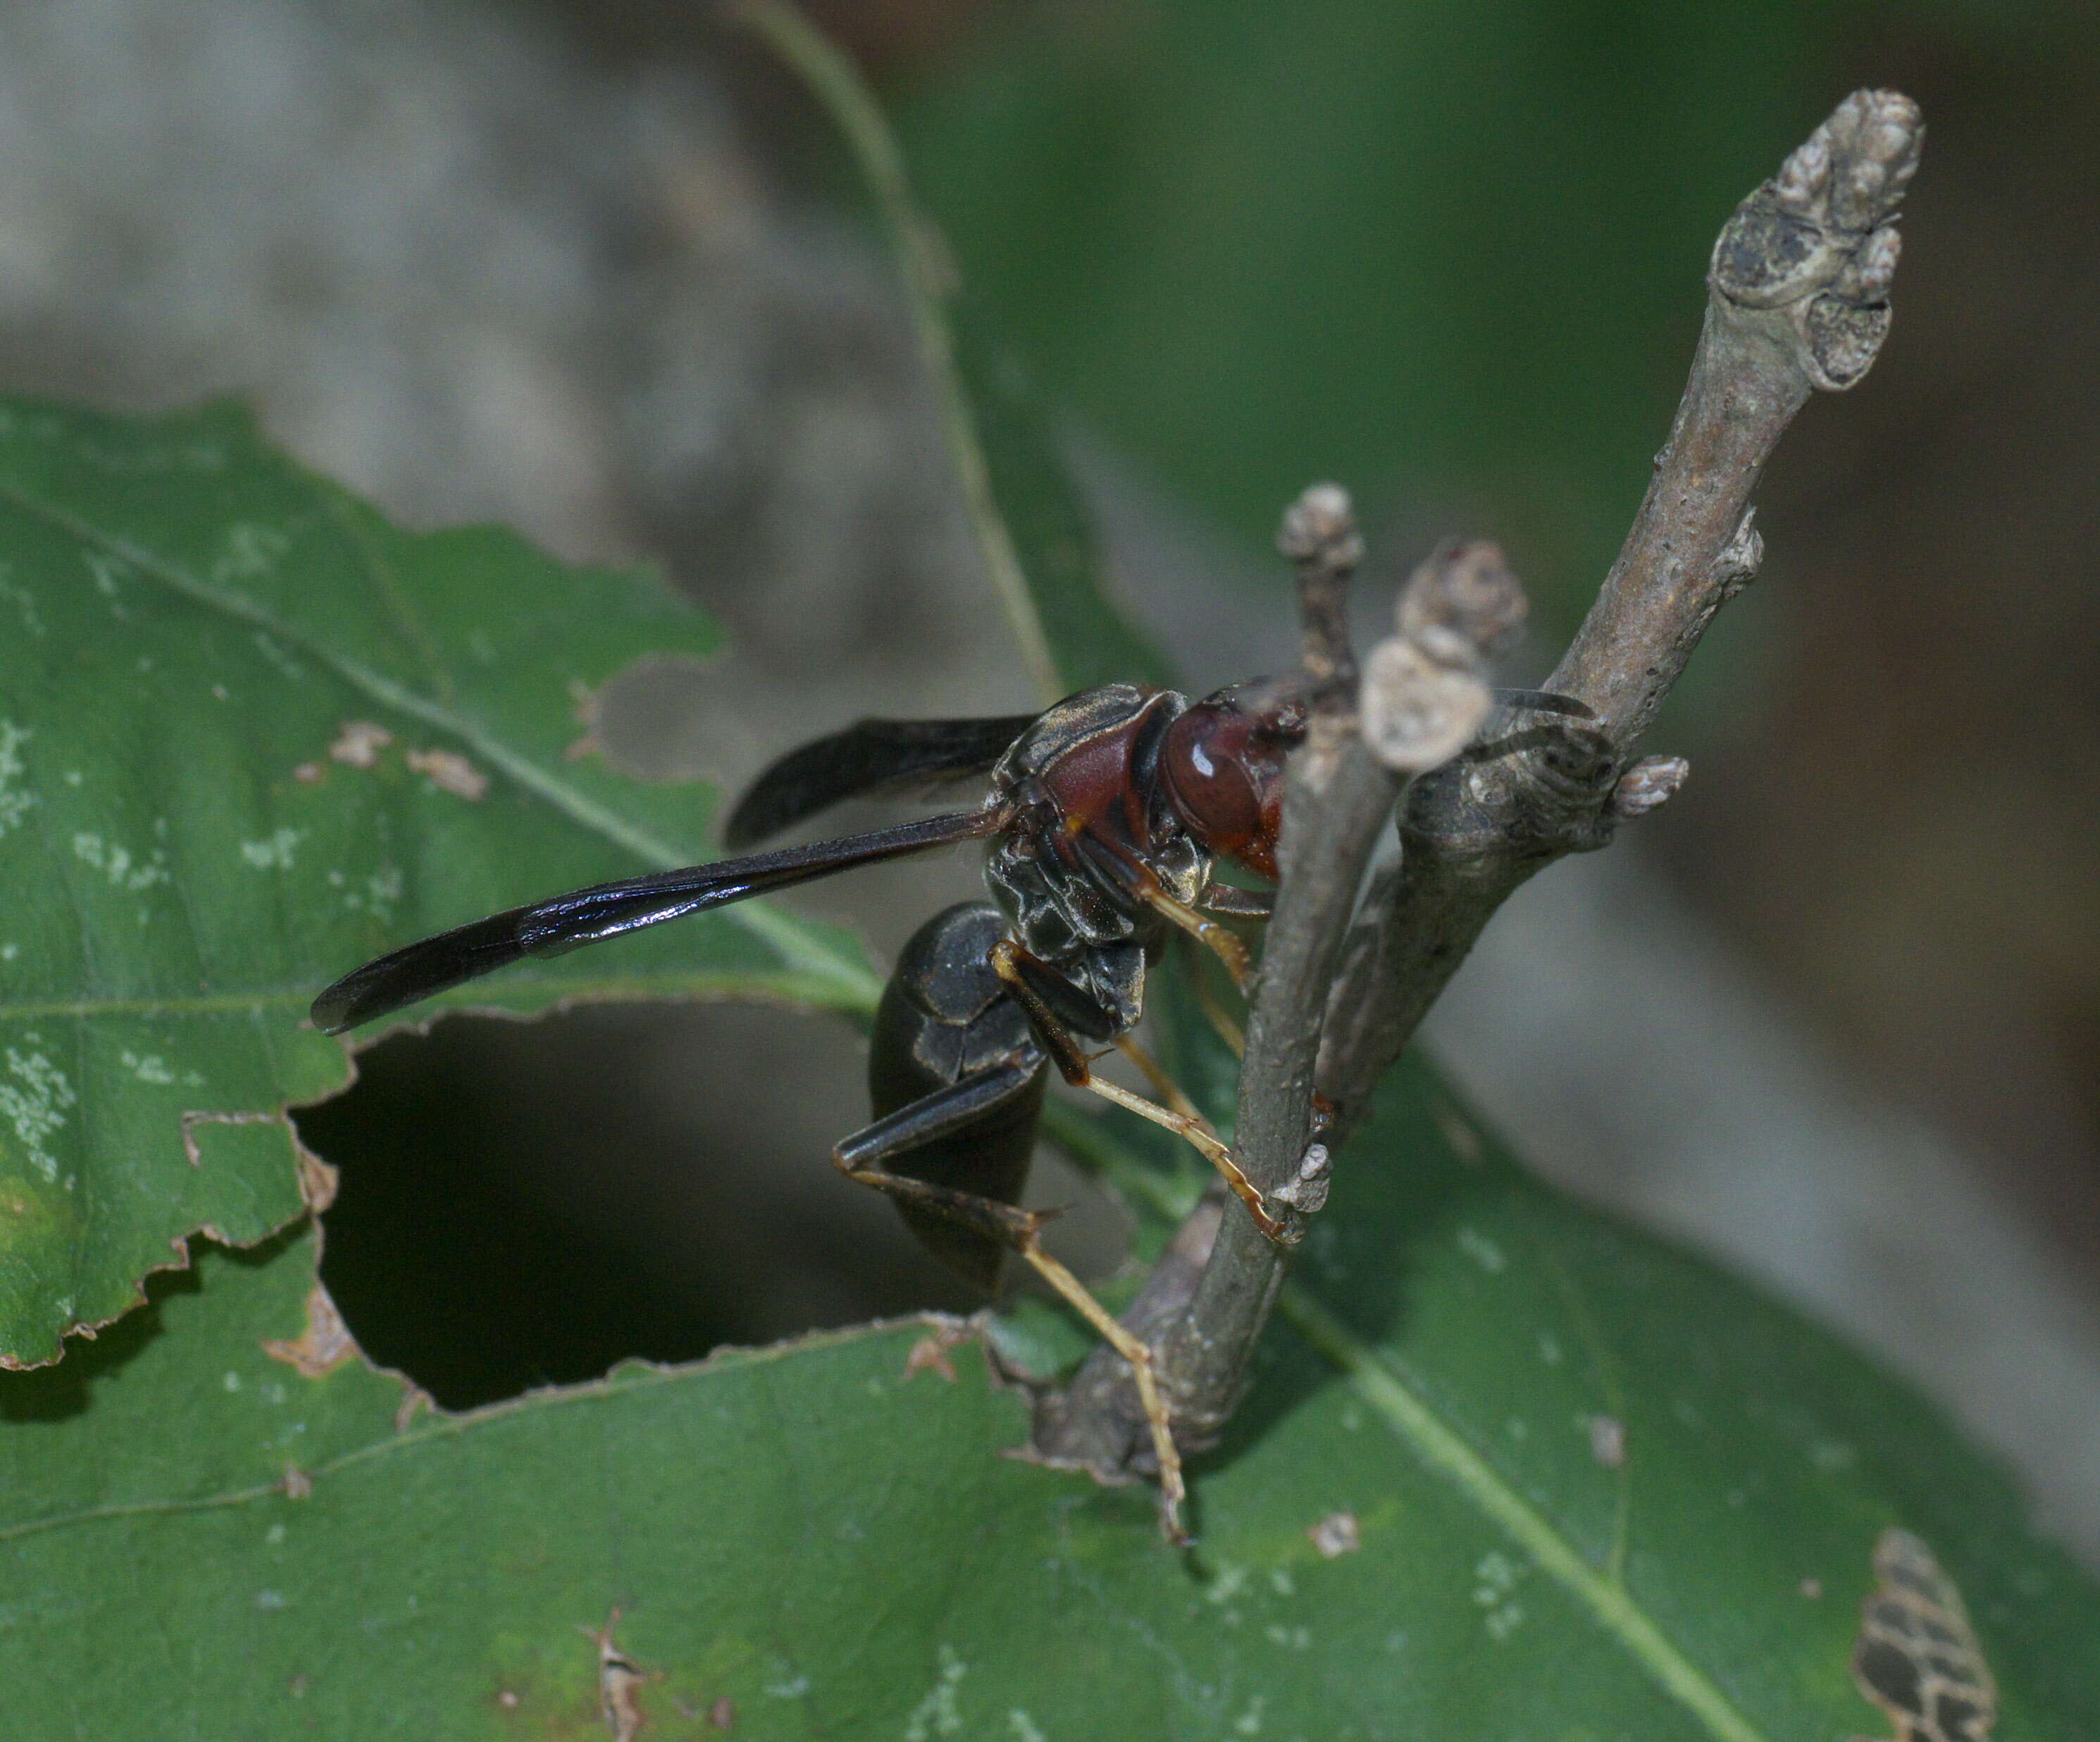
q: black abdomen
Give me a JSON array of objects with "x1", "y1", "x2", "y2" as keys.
[{"x1": 869, "y1": 902, "x2": 1047, "y2": 1291}]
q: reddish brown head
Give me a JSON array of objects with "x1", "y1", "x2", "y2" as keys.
[{"x1": 1157, "y1": 683, "x2": 1307, "y2": 881}]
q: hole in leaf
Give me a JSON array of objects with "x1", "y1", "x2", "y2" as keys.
[{"x1": 294, "y1": 1003, "x2": 1127, "y2": 1410}]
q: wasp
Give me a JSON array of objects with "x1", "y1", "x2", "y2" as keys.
[{"x1": 315, "y1": 678, "x2": 1317, "y2": 1540}]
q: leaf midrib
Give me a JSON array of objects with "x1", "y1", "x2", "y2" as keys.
[
  {"x1": 1046, "y1": 1107, "x2": 1770, "y2": 1742},
  {"x1": 1278, "y1": 1288, "x2": 1768, "y2": 1742},
  {"x1": 0, "y1": 477, "x2": 886, "y2": 1016}
]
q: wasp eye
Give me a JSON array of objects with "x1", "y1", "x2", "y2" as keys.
[{"x1": 1160, "y1": 699, "x2": 1279, "y2": 877}]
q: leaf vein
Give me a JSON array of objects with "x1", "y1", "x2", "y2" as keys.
[{"x1": 0, "y1": 477, "x2": 883, "y2": 1013}]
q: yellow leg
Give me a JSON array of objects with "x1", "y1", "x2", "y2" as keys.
[
  {"x1": 1083, "y1": 1075, "x2": 1283, "y2": 1242},
  {"x1": 1020, "y1": 1238, "x2": 1187, "y2": 1545},
  {"x1": 1114, "y1": 1033, "x2": 1218, "y2": 1131},
  {"x1": 1141, "y1": 885, "x2": 1253, "y2": 994},
  {"x1": 1183, "y1": 952, "x2": 1245, "y2": 1059}
]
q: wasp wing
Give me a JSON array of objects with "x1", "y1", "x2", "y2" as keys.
[
  {"x1": 723, "y1": 714, "x2": 1037, "y2": 847},
  {"x1": 311, "y1": 809, "x2": 1000, "y2": 1034}
]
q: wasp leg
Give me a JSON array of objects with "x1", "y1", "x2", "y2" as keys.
[
  {"x1": 1109, "y1": 1033, "x2": 1273, "y2": 1236},
  {"x1": 992, "y1": 940, "x2": 1284, "y2": 1243},
  {"x1": 1082, "y1": 1075, "x2": 1282, "y2": 1242},
  {"x1": 989, "y1": 938, "x2": 1118, "y2": 1085},
  {"x1": 1139, "y1": 885, "x2": 1253, "y2": 994},
  {"x1": 1197, "y1": 884, "x2": 1273, "y2": 921},
  {"x1": 1113, "y1": 1032, "x2": 1214, "y2": 1132},
  {"x1": 1017, "y1": 1239, "x2": 1188, "y2": 1547},
  {"x1": 1179, "y1": 936, "x2": 1245, "y2": 1060},
  {"x1": 831, "y1": 1068, "x2": 1189, "y2": 1545}
]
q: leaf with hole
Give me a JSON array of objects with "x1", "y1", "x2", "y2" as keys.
[
  {"x1": 0, "y1": 396, "x2": 881, "y2": 1367},
  {"x1": 4, "y1": 1071, "x2": 2095, "y2": 1738}
]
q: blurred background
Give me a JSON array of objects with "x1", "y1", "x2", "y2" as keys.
[{"x1": 1, "y1": 0, "x2": 2093, "y2": 1557}]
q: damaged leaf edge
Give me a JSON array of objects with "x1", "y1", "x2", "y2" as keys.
[{"x1": 1, "y1": 1214, "x2": 1019, "y2": 1547}]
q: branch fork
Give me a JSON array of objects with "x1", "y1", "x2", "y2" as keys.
[{"x1": 1036, "y1": 90, "x2": 1923, "y2": 1500}]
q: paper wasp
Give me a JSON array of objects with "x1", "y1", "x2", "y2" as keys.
[{"x1": 314, "y1": 678, "x2": 1320, "y2": 1539}]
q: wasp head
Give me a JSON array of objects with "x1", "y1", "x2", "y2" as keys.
[{"x1": 1157, "y1": 682, "x2": 1308, "y2": 881}]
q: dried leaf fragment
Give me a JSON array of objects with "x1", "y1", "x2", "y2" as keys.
[
  {"x1": 1850, "y1": 1528, "x2": 1996, "y2": 1742},
  {"x1": 583, "y1": 1610, "x2": 654, "y2": 1741},
  {"x1": 328, "y1": 720, "x2": 392, "y2": 768},
  {"x1": 904, "y1": 1320, "x2": 972, "y2": 1384},
  {"x1": 405, "y1": 747, "x2": 490, "y2": 800},
  {"x1": 261, "y1": 1282, "x2": 358, "y2": 1377}
]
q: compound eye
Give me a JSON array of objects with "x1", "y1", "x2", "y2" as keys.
[{"x1": 1161, "y1": 704, "x2": 1264, "y2": 856}]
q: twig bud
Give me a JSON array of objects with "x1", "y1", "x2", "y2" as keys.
[
  {"x1": 1361, "y1": 541, "x2": 1529, "y2": 776},
  {"x1": 1279, "y1": 482, "x2": 1364, "y2": 698},
  {"x1": 1276, "y1": 483, "x2": 1364, "y2": 573},
  {"x1": 1608, "y1": 755, "x2": 1690, "y2": 819},
  {"x1": 1711, "y1": 88, "x2": 1922, "y2": 390}
]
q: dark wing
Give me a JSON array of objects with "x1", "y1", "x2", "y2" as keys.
[
  {"x1": 723, "y1": 714, "x2": 1038, "y2": 848},
  {"x1": 311, "y1": 809, "x2": 1000, "y2": 1034}
]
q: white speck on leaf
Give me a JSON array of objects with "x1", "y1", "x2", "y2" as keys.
[
  {"x1": 73, "y1": 831, "x2": 170, "y2": 890},
  {"x1": 240, "y1": 828, "x2": 304, "y2": 871},
  {"x1": 213, "y1": 521, "x2": 293, "y2": 583},
  {"x1": 0, "y1": 721, "x2": 38, "y2": 836},
  {"x1": 223, "y1": 1370, "x2": 243, "y2": 1392},
  {"x1": 0, "y1": 565, "x2": 46, "y2": 639},
  {"x1": 1456, "y1": 1226, "x2": 1507, "y2": 1273},
  {"x1": 1262, "y1": 1624, "x2": 1310, "y2": 1650},
  {"x1": 1537, "y1": 1331, "x2": 1563, "y2": 1365},
  {"x1": 343, "y1": 865, "x2": 402, "y2": 920},
  {"x1": 256, "y1": 1589, "x2": 287, "y2": 1612},
  {"x1": 1234, "y1": 1695, "x2": 1265, "y2": 1736},
  {"x1": 1205, "y1": 1564, "x2": 1248, "y2": 1605},
  {"x1": 1, "y1": 1048, "x2": 77, "y2": 1183},
  {"x1": 1473, "y1": 1550, "x2": 1527, "y2": 1639},
  {"x1": 904, "y1": 1645, "x2": 967, "y2": 1741},
  {"x1": 1008, "y1": 1712, "x2": 1046, "y2": 1742},
  {"x1": 1587, "y1": 1414, "x2": 1627, "y2": 1468},
  {"x1": 1269, "y1": 1568, "x2": 1296, "y2": 1597},
  {"x1": 119, "y1": 1051, "x2": 177, "y2": 1085},
  {"x1": 1307, "y1": 1512, "x2": 1361, "y2": 1559}
]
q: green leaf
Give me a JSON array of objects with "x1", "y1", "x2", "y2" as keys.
[
  {"x1": 0, "y1": 396, "x2": 881, "y2": 1366},
  {"x1": 5, "y1": 1070, "x2": 2093, "y2": 1737},
  {"x1": 7, "y1": 18, "x2": 2094, "y2": 1738},
  {"x1": 952, "y1": 294, "x2": 1177, "y2": 695},
  {"x1": 735, "y1": 0, "x2": 1174, "y2": 702}
]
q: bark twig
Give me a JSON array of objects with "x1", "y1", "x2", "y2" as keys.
[
  {"x1": 1036, "y1": 89, "x2": 1922, "y2": 1491},
  {"x1": 1037, "y1": 514, "x2": 1526, "y2": 1469},
  {"x1": 1320, "y1": 87, "x2": 1922, "y2": 1129}
]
